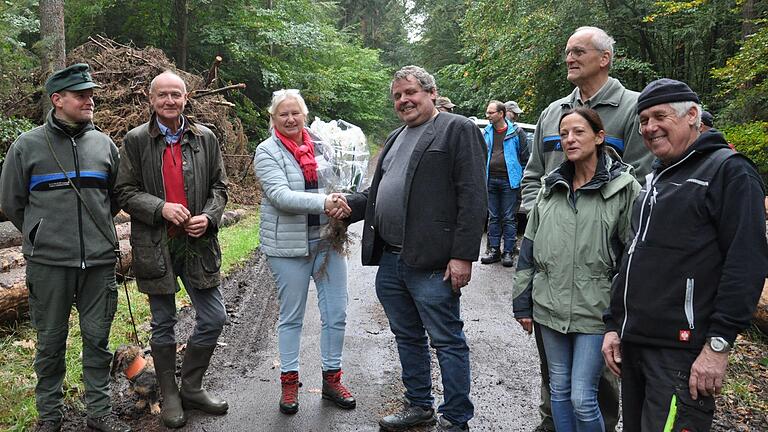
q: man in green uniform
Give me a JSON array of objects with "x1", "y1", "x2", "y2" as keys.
[{"x1": 0, "y1": 64, "x2": 130, "y2": 432}]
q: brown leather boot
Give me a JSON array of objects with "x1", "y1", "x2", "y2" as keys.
[
  {"x1": 279, "y1": 371, "x2": 300, "y2": 414},
  {"x1": 322, "y1": 369, "x2": 356, "y2": 409}
]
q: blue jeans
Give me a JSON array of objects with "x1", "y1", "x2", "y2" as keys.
[
  {"x1": 539, "y1": 325, "x2": 605, "y2": 432},
  {"x1": 267, "y1": 239, "x2": 348, "y2": 372},
  {"x1": 375, "y1": 251, "x2": 473, "y2": 425},
  {"x1": 487, "y1": 177, "x2": 519, "y2": 251}
]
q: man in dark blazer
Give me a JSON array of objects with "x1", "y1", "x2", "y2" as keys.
[{"x1": 345, "y1": 65, "x2": 487, "y2": 432}]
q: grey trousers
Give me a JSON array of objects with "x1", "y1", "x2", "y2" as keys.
[
  {"x1": 26, "y1": 262, "x2": 118, "y2": 422},
  {"x1": 148, "y1": 251, "x2": 227, "y2": 346}
]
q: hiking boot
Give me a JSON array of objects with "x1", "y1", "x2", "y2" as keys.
[
  {"x1": 34, "y1": 420, "x2": 61, "y2": 432},
  {"x1": 480, "y1": 247, "x2": 501, "y2": 264},
  {"x1": 279, "y1": 371, "x2": 300, "y2": 414},
  {"x1": 438, "y1": 415, "x2": 469, "y2": 431},
  {"x1": 322, "y1": 369, "x2": 356, "y2": 409},
  {"x1": 180, "y1": 344, "x2": 228, "y2": 415},
  {"x1": 379, "y1": 404, "x2": 436, "y2": 431},
  {"x1": 501, "y1": 251, "x2": 515, "y2": 267},
  {"x1": 86, "y1": 414, "x2": 131, "y2": 432},
  {"x1": 150, "y1": 343, "x2": 186, "y2": 428},
  {"x1": 533, "y1": 425, "x2": 556, "y2": 432}
]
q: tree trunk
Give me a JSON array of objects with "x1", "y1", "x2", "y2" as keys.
[
  {"x1": 39, "y1": 0, "x2": 66, "y2": 118},
  {"x1": 175, "y1": 0, "x2": 189, "y2": 70}
]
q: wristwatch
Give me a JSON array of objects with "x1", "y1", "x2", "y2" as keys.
[{"x1": 706, "y1": 337, "x2": 731, "y2": 353}]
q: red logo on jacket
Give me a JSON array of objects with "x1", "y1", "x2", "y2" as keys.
[{"x1": 679, "y1": 330, "x2": 691, "y2": 342}]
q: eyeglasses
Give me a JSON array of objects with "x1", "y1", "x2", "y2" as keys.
[
  {"x1": 563, "y1": 47, "x2": 605, "y2": 61},
  {"x1": 272, "y1": 88, "x2": 300, "y2": 97},
  {"x1": 485, "y1": 110, "x2": 499, "y2": 116}
]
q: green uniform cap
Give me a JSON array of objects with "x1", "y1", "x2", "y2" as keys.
[{"x1": 45, "y1": 63, "x2": 102, "y2": 96}]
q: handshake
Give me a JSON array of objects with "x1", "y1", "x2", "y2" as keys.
[{"x1": 324, "y1": 193, "x2": 351, "y2": 220}]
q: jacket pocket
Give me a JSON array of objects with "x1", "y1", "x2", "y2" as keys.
[
  {"x1": 28, "y1": 219, "x2": 43, "y2": 256},
  {"x1": 132, "y1": 245, "x2": 168, "y2": 279},
  {"x1": 684, "y1": 278, "x2": 695, "y2": 330},
  {"x1": 200, "y1": 236, "x2": 222, "y2": 274}
]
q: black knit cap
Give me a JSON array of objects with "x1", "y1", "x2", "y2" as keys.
[
  {"x1": 636, "y1": 78, "x2": 700, "y2": 114},
  {"x1": 701, "y1": 111, "x2": 714, "y2": 127}
]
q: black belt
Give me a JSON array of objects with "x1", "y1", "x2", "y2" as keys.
[{"x1": 384, "y1": 244, "x2": 402, "y2": 254}]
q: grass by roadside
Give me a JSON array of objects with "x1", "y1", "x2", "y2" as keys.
[{"x1": 0, "y1": 211, "x2": 260, "y2": 431}]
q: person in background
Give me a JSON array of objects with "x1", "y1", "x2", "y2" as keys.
[
  {"x1": 700, "y1": 110, "x2": 714, "y2": 133},
  {"x1": 253, "y1": 89, "x2": 356, "y2": 416},
  {"x1": 116, "y1": 71, "x2": 229, "y2": 429},
  {"x1": 436, "y1": 96, "x2": 456, "y2": 113},
  {"x1": 603, "y1": 79, "x2": 768, "y2": 431},
  {"x1": 481, "y1": 100, "x2": 527, "y2": 267},
  {"x1": 514, "y1": 107, "x2": 639, "y2": 432},
  {"x1": 0, "y1": 64, "x2": 130, "y2": 432},
  {"x1": 504, "y1": 101, "x2": 529, "y2": 161}
]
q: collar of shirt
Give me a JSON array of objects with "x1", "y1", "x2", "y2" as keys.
[{"x1": 156, "y1": 116, "x2": 185, "y2": 145}]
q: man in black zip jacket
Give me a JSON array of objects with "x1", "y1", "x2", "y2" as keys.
[
  {"x1": 602, "y1": 79, "x2": 768, "y2": 431},
  {"x1": 0, "y1": 65, "x2": 130, "y2": 432}
]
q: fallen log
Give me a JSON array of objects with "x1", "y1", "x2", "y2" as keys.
[
  {"x1": 0, "y1": 247, "x2": 24, "y2": 272},
  {"x1": 116, "y1": 239, "x2": 132, "y2": 279},
  {"x1": 0, "y1": 268, "x2": 28, "y2": 321},
  {"x1": 754, "y1": 279, "x2": 768, "y2": 335},
  {"x1": 0, "y1": 222, "x2": 22, "y2": 249}
]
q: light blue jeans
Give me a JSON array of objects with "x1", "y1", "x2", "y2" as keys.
[
  {"x1": 267, "y1": 240, "x2": 348, "y2": 372},
  {"x1": 539, "y1": 325, "x2": 605, "y2": 432}
]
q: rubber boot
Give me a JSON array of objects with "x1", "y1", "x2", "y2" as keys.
[
  {"x1": 179, "y1": 344, "x2": 229, "y2": 415},
  {"x1": 279, "y1": 371, "x2": 300, "y2": 414},
  {"x1": 150, "y1": 343, "x2": 187, "y2": 428}
]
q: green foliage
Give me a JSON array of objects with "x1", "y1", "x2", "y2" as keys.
[
  {"x1": 63, "y1": 0, "x2": 394, "y2": 141},
  {"x1": 712, "y1": 22, "x2": 768, "y2": 123},
  {"x1": 722, "y1": 121, "x2": 768, "y2": 182},
  {"x1": 0, "y1": 116, "x2": 36, "y2": 162},
  {"x1": 0, "y1": 0, "x2": 38, "y2": 105}
]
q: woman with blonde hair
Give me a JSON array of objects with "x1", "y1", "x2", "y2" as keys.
[{"x1": 254, "y1": 89, "x2": 355, "y2": 415}]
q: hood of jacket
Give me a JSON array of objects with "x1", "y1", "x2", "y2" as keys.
[{"x1": 543, "y1": 146, "x2": 635, "y2": 200}]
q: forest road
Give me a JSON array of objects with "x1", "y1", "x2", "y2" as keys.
[{"x1": 96, "y1": 223, "x2": 542, "y2": 432}]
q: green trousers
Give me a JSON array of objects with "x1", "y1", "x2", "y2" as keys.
[{"x1": 26, "y1": 262, "x2": 118, "y2": 422}]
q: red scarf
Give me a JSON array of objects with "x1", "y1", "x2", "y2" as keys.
[{"x1": 274, "y1": 128, "x2": 318, "y2": 183}]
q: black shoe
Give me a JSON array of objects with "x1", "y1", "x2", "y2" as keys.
[
  {"x1": 480, "y1": 247, "x2": 501, "y2": 264},
  {"x1": 501, "y1": 251, "x2": 515, "y2": 267},
  {"x1": 379, "y1": 404, "x2": 436, "y2": 431},
  {"x1": 34, "y1": 420, "x2": 61, "y2": 432},
  {"x1": 438, "y1": 415, "x2": 469, "y2": 431},
  {"x1": 86, "y1": 414, "x2": 131, "y2": 432}
]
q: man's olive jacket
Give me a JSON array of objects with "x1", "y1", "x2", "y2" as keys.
[{"x1": 115, "y1": 114, "x2": 228, "y2": 294}]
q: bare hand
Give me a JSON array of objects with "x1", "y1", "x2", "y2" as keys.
[
  {"x1": 184, "y1": 215, "x2": 209, "y2": 238},
  {"x1": 443, "y1": 259, "x2": 472, "y2": 294},
  {"x1": 324, "y1": 193, "x2": 351, "y2": 219},
  {"x1": 689, "y1": 345, "x2": 729, "y2": 400},
  {"x1": 516, "y1": 317, "x2": 533, "y2": 335},
  {"x1": 602, "y1": 331, "x2": 622, "y2": 377},
  {"x1": 162, "y1": 202, "x2": 191, "y2": 226}
]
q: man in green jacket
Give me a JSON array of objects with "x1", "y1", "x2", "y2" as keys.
[
  {"x1": 519, "y1": 26, "x2": 653, "y2": 432},
  {"x1": 115, "y1": 71, "x2": 229, "y2": 429},
  {"x1": 0, "y1": 64, "x2": 130, "y2": 432}
]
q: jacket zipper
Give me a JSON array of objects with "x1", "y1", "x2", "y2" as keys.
[
  {"x1": 620, "y1": 152, "x2": 697, "y2": 337},
  {"x1": 685, "y1": 278, "x2": 695, "y2": 329},
  {"x1": 70, "y1": 137, "x2": 86, "y2": 269}
]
